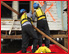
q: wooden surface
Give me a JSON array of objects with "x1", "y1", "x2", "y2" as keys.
[
  {"x1": 1, "y1": 35, "x2": 22, "y2": 39},
  {"x1": 12, "y1": 1, "x2": 18, "y2": 20},
  {"x1": 9, "y1": 20, "x2": 14, "y2": 35},
  {"x1": 42, "y1": 34, "x2": 68, "y2": 38},
  {"x1": 1, "y1": 20, "x2": 21, "y2": 31},
  {"x1": 1, "y1": 34, "x2": 68, "y2": 39},
  {"x1": 64, "y1": 38, "x2": 68, "y2": 48},
  {"x1": 31, "y1": 1, "x2": 34, "y2": 14},
  {"x1": 1, "y1": 20, "x2": 63, "y2": 30}
]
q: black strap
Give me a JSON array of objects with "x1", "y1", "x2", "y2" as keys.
[
  {"x1": 37, "y1": 15, "x2": 45, "y2": 19},
  {"x1": 21, "y1": 18, "x2": 27, "y2": 23}
]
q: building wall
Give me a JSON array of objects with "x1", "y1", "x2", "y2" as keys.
[
  {"x1": 1, "y1": 1, "x2": 67, "y2": 31},
  {"x1": 12, "y1": 1, "x2": 18, "y2": 20},
  {"x1": 62, "y1": 1, "x2": 67, "y2": 31}
]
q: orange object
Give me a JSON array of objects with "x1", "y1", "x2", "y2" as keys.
[
  {"x1": 38, "y1": 1, "x2": 44, "y2": 6},
  {"x1": 48, "y1": 11, "x2": 55, "y2": 21},
  {"x1": 38, "y1": 1, "x2": 55, "y2": 21},
  {"x1": 45, "y1": 3, "x2": 55, "y2": 21},
  {"x1": 45, "y1": 3, "x2": 54, "y2": 13}
]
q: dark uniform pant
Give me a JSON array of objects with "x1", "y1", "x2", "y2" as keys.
[
  {"x1": 22, "y1": 24, "x2": 38, "y2": 53},
  {"x1": 37, "y1": 19, "x2": 50, "y2": 47}
]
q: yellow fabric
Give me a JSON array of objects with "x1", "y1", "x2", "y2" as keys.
[
  {"x1": 36, "y1": 7, "x2": 46, "y2": 20},
  {"x1": 30, "y1": 18, "x2": 33, "y2": 24},
  {"x1": 35, "y1": 46, "x2": 51, "y2": 53},
  {"x1": 38, "y1": 17, "x2": 46, "y2": 20},
  {"x1": 20, "y1": 13, "x2": 28, "y2": 24}
]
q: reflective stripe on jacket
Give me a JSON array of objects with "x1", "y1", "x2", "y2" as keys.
[{"x1": 30, "y1": 17, "x2": 33, "y2": 24}]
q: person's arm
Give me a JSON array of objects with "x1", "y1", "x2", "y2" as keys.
[
  {"x1": 27, "y1": 13, "x2": 32, "y2": 18},
  {"x1": 32, "y1": 12, "x2": 36, "y2": 21},
  {"x1": 41, "y1": 1, "x2": 47, "y2": 13}
]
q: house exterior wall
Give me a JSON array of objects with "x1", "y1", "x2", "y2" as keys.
[
  {"x1": 1, "y1": 1, "x2": 67, "y2": 31},
  {"x1": 12, "y1": 1, "x2": 19, "y2": 20}
]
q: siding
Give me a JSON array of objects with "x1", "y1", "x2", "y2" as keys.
[
  {"x1": 1, "y1": 1, "x2": 67, "y2": 31},
  {"x1": 62, "y1": 1, "x2": 67, "y2": 31}
]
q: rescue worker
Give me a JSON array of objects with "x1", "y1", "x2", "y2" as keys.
[
  {"x1": 33, "y1": 1, "x2": 50, "y2": 48},
  {"x1": 20, "y1": 9, "x2": 38, "y2": 53}
]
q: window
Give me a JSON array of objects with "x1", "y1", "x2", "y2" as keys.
[
  {"x1": 1, "y1": 1, "x2": 30, "y2": 19},
  {"x1": 18, "y1": 1, "x2": 30, "y2": 19},
  {"x1": 1, "y1": 1, "x2": 12, "y2": 19},
  {"x1": 19, "y1": 1, "x2": 30, "y2": 13}
]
